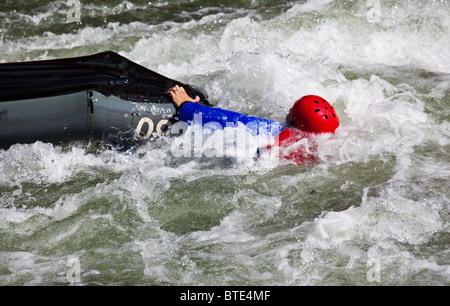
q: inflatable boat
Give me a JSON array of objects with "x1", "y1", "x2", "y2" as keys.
[{"x1": 0, "y1": 51, "x2": 209, "y2": 150}]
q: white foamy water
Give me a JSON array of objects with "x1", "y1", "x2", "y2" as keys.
[{"x1": 0, "y1": 0, "x2": 449, "y2": 286}]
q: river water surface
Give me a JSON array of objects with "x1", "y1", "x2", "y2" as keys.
[{"x1": 0, "y1": 0, "x2": 449, "y2": 285}]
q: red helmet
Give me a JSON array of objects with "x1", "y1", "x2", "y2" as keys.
[{"x1": 286, "y1": 95, "x2": 339, "y2": 134}]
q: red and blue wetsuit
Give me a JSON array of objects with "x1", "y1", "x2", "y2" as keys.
[{"x1": 178, "y1": 102, "x2": 317, "y2": 165}]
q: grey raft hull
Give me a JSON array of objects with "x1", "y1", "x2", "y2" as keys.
[
  {"x1": 0, "y1": 90, "x2": 175, "y2": 149},
  {"x1": 0, "y1": 51, "x2": 209, "y2": 150}
]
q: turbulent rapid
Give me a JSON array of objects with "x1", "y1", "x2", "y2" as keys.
[{"x1": 0, "y1": 0, "x2": 449, "y2": 286}]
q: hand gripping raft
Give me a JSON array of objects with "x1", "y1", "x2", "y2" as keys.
[{"x1": 0, "y1": 51, "x2": 210, "y2": 149}]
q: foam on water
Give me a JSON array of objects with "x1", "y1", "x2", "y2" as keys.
[{"x1": 0, "y1": 0, "x2": 449, "y2": 285}]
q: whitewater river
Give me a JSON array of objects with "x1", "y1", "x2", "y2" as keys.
[{"x1": 0, "y1": 0, "x2": 449, "y2": 285}]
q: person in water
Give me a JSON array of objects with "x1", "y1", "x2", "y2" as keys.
[{"x1": 167, "y1": 84, "x2": 339, "y2": 165}]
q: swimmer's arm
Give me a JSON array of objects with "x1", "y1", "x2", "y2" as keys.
[
  {"x1": 168, "y1": 85, "x2": 283, "y2": 135},
  {"x1": 168, "y1": 85, "x2": 200, "y2": 109}
]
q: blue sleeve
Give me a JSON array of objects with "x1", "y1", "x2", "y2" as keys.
[{"x1": 178, "y1": 102, "x2": 284, "y2": 136}]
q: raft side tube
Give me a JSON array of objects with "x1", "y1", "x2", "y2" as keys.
[
  {"x1": 90, "y1": 91, "x2": 177, "y2": 140},
  {"x1": 0, "y1": 92, "x2": 89, "y2": 148},
  {"x1": 0, "y1": 90, "x2": 177, "y2": 149}
]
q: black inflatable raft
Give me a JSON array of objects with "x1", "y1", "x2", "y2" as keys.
[{"x1": 0, "y1": 51, "x2": 209, "y2": 149}]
